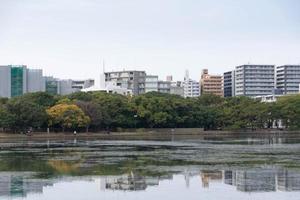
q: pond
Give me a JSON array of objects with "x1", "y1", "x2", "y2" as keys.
[{"x1": 0, "y1": 134, "x2": 300, "y2": 200}]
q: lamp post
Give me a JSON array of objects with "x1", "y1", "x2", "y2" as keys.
[{"x1": 134, "y1": 114, "x2": 138, "y2": 131}]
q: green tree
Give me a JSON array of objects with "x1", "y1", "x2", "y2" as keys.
[
  {"x1": 5, "y1": 97, "x2": 48, "y2": 132},
  {"x1": 21, "y1": 92, "x2": 57, "y2": 108},
  {"x1": 276, "y1": 95, "x2": 300, "y2": 129}
]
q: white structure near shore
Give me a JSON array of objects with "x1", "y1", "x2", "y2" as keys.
[{"x1": 81, "y1": 73, "x2": 132, "y2": 95}]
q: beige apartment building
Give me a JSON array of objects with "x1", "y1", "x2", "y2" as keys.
[{"x1": 200, "y1": 69, "x2": 223, "y2": 96}]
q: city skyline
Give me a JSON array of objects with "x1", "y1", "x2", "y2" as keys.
[{"x1": 1, "y1": 0, "x2": 300, "y2": 81}]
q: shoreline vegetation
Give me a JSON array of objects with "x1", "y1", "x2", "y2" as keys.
[{"x1": 1, "y1": 91, "x2": 300, "y2": 134}]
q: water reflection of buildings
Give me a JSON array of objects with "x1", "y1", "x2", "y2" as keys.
[
  {"x1": 0, "y1": 172, "x2": 54, "y2": 198},
  {"x1": 277, "y1": 169, "x2": 300, "y2": 191},
  {"x1": 200, "y1": 171, "x2": 223, "y2": 188},
  {"x1": 101, "y1": 172, "x2": 173, "y2": 191},
  {"x1": 223, "y1": 169, "x2": 300, "y2": 192},
  {"x1": 0, "y1": 172, "x2": 93, "y2": 198},
  {"x1": 235, "y1": 170, "x2": 276, "y2": 192}
]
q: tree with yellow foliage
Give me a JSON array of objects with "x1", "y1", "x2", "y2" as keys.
[{"x1": 47, "y1": 104, "x2": 90, "y2": 132}]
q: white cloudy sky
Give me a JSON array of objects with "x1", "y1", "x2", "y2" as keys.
[{"x1": 0, "y1": 0, "x2": 300, "y2": 81}]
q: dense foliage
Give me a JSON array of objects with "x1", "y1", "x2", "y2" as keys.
[{"x1": 0, "y1": 91, "x2": 300, "y2": 133}]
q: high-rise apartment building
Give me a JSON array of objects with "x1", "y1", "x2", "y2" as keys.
[
  {"x1": 223, "y1": 70, "x2": 235, "y2": 97},
  {"x1": 276, "y1": 65, "x2": 300, "y2": 94},
  {"x1": 105, "y1": 70, "x2": 146, "y2": 95},
  {"x1": 235, "y1": 65, "x2": 275, "y2": 97},
  {"x1": 200, "y1": 69, "x2": 223, "y2": 96}
]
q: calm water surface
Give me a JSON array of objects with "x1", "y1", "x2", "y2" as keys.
[{"x1": 1, "y1": 134, "x2": 300, "y2": 200}]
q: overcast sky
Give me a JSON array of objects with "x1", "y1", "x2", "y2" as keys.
[{"x1": 0, "y1": 0, "x2": 300, "y2": 81}]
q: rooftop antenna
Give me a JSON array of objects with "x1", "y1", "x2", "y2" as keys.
[
  {"x1": 102, "y1": 59, "x2": 105, "y2": 73},
  {"x1": 99, "y1": 59, "x2": 106, "y2": 88}
]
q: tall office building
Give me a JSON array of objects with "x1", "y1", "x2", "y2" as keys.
[
  {"x1": 45, "y1": 76, "x2": 59, "y2": 95},
  {"x1": 0, "y1": 65, "x2": 11, "y2": 98},
  {"x1": 27, "y1": 69, "x2": 45, "y2": 93},
  {"x1": 235, "y1": 65, "x2": 275, "y2": 97},
  {"x1": 105, "y1": 70, "x2": 146, "y2": 95},
  {"x1": 223, "y1": 70, "x2": 235, "y2": 97},
  {"x1": 276, "y1": 65, "x2": 300, "y2": 94},
  {"x1": 0, "y1": 65, "x2": 47, "y2": 98},
  {"x1": 0, "y1": 65, "x2": 94, "y2": 97},
  {"x1": 10, "y1": 65, "x2": 27, "y2": 97},
  {"x1": 200, "y1": 69, "x2": 223, "y2": 96},
  {"x1": 183, "y1": 70, "x2": 200, "y2": 98},
  {"x1": 58, "y1": 79, "x2": 76, "y2": 95}
]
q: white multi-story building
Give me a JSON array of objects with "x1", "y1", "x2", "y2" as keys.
[
  {"x1": 105, "y1": 70, "x2": 146, "y2": 95},
  {"x1": 82, "y1": 72, "x2": 132, "y2": 96},
  {"x1": 145, "y1": 75, "x2": 159, "y2": 93},
  {"x1": 183, "y1": 70, "x2": 200, "y2": 98}
]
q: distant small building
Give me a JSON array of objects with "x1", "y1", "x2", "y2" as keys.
[
  {"x1": 170, "y1": 81, "x2": 184, "y2": 97},
  {"x1": 166, "y1": 75, "x2": 173, "y2": 82}
]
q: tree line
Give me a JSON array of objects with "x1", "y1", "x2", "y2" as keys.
[{"x1": 0, "y1": 91, "x2": 299, "y2": 133}]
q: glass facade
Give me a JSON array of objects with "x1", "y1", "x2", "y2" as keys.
[
  {"x1": 11, "y1": 66, "x2": 24, "y2": 97},
  {"x1": 46, "y1": 80, "x2": 58, "y2": 95}
]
